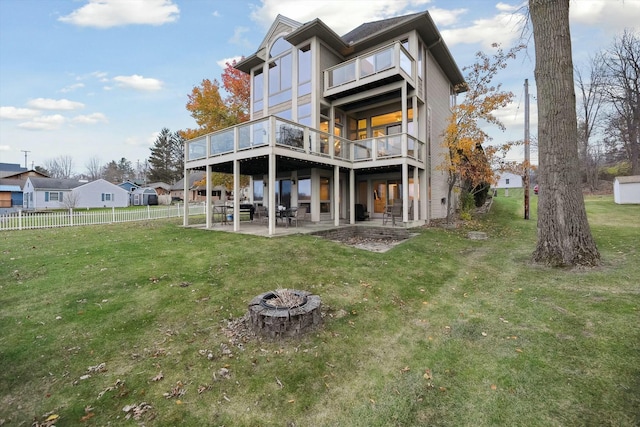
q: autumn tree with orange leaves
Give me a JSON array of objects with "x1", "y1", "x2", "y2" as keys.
[
  {"x1": 441, "y1": 44, "x2": 524, "y2": 221},
  {"x1": 180, "y1": 59, "x2": 251, "y2": 190},
  {"x1": 181, "y1": 59, "x2": 250, "y2": 140}
]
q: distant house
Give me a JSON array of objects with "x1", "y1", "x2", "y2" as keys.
[
  {"x1": 0, "y1": 178, "x2": 25, "y2": 209},
  {"x1": 146, "y1": 182, "x2": 171, "y2": 196},
  {"x1": 130, "y1": 187, "x2": 158, "y2": 206},
  {"x1": 495, "y1": 172, "x2": 523, "y2": 189},
  {"x1": 171, "y1": 171, "x2": 205, "y2": 202},
  {"x1": 0, "y1": 163, "x2": 48, "y2": 180},
  {"x1": 23, "y1": 177, "x2": 129, "y2": 209},
  {"x1": 118, "y1": 180, "x2": 141, "y2": 192},
  {"x1": 613, "y1": 176, "x2": 640, "y2": 204}
]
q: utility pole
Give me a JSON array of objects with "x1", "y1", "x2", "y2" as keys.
[
  {"x1": 524, "y1": 79, "x2": 530, "y2": 220},
  {"x1": 21, "y1": 150, "x2": 31, "y2": 169}
]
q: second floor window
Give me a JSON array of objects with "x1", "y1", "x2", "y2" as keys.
[{"x1": 269, "y1": 37, "x2": 292, "y2": 107}]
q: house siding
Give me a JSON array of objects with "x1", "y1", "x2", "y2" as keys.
[{"x1": 426, "y1": 50, "x2": 454, "y2": 219}]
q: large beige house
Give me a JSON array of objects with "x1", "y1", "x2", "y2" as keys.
[{"x1": 183, "y1": 11, "x2": 465, "y2": 235}]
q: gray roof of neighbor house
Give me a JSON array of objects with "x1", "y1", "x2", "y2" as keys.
[
  {"x1": 236, "y1": 10, "x2": 465, "y2": 91},
  {"x1": 28, "y1": 177, "x2": 83, "y2": 190},
  {"x1": 0, "y1": 178, "x2": 25, "y2": 189},
  {"x1": 171, "y1": 171, "x2": 206, "y2": 191}
]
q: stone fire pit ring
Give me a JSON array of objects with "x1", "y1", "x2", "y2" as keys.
[{"x1": 248, "y1": 290, "x2": 322, "y2": 338}]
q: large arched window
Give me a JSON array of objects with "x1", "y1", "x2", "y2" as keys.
[{"x1": 268, "y1": 37, "x2": 292, "y2": 106}]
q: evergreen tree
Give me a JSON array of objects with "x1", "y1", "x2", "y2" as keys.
[{"x1": 148, "y1": 128, "x2": 184, "y2": 184}]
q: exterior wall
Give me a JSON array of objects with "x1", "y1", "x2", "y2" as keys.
[
  {"x1": 426, "y1": 50, "x2": 454, "y2": 220},
  {"x1": 614, "y1": 178, "x2": 640, "y2": 204},
  {"x1": 72, "y1": 179, "x2": 129, "y2": 208},
  {"x1": 495, "y1": 172, "x2": 523, "y2": 188}
]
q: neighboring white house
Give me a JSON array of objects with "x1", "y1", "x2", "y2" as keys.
[
  {"x1": 23, "y1": 177, "x2": 129, "y2": 209},
  {"x1": 495, "y1": 172, "x2": 523, "y2": 189},
  {"x1": 613, "y1": 175, "x2": 640, "y2": 204}
]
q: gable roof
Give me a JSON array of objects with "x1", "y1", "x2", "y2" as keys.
[
  {"x1": 171, "y1": 171, "x2": 206, "y2": 190},
  {"x1": 28, "y1": 177, "x2": 84, "y2": 190},
  {"x1": 236, "y1": 11, "x2": 465, "y2": 90},
  {"x1": 341, "y1": 12, "x2": 423, "y2": 44}
]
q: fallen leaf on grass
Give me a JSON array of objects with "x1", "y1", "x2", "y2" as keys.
[
  {"x1": 79, "y1": 412, "x2": 95, "y2": 422},
  {"x1": 491, "y1": 384, "x2": 497, "y2": 390},
  {"x1": 163, "y1": 381, "x2": 186, "y2": 399},
  {"x1": 97, "y1": 379, "x2": 125, "y2": 398},
  {"x1": 123, "y1": 402, "x2": 152, "y2": 420},
  {"x1": 423, "y1": 369, "x2": 433, "y2": 380},
  {"x1": 515, "y1": 348, "x2": 523, "y2": 353},
  {"x1": 401, "y1": 366, "x2": 410, "y2": 373},
  {"x1": 151, "y1": 372, "x2": 163, "y2": 382},
  {"x1": 87, "y1": 362, "x2": 106, "y2": 373}
]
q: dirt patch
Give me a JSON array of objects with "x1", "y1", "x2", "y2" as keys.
[
  {"x1": 334, "y1": 235, "x2": 408, "y2": 252},
  {"x1": 312, "y1": 226, "x2": 413, "y2": 252}
]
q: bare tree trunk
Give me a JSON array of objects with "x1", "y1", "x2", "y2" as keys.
[{"x1": 530, "y1": 0, "x2": 600, "y2": 266}]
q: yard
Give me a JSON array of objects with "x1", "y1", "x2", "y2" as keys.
[{"x1": 0, "y1": 190, "x2": 638, "y2": 426}]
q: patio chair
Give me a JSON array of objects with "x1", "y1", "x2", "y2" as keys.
[
  {"x1": 382, "y1": 205, "x2": 393, "y2": 225},
  {"x1": 255, "y1": 205, "x2": 268, "y2": 222},
  {"x1": 288, "y1": 206, "x2": 307, "y2": 227},
  {"x1": 390, "y1": 203, "x2": 403, "y2": 226}
]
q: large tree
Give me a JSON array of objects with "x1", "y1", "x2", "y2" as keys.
[
  {"x1": 148, "y1": 128, "x2": 184, "y2": 184},
  {"x1": 601, "y1": 30, "x2": 640, "y2": 175},
  {"x1": 182, "y1": 60, "x2": 250, "y2": 140},
  {"x1": 44, "y1": 155, "x2": 74, "y2": 179},
  {"x1": 102, "y1": 158, "x2": 135, "y2": 183},
  {"x1": 529, "y1": 0, "x2": 600, "y2": 266}
]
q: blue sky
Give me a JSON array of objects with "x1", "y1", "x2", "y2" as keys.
[{"x1": 1, "y1": 0, "x2": 639, "y2": 173}]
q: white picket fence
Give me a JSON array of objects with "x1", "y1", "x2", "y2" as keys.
[{"x1": 0, "y1": 204, "x2": 206, "y2": 231}]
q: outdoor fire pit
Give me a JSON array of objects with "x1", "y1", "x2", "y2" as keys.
[{"x1": 248, "y1": 289, "x2": 322, "y2": 338}]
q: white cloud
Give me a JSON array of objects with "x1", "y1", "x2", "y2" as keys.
[
  {"x1": 212, "y1": 10, "x2": 221, "y2": 18},
  {"x1": 60, "y1": 83, "x2": 86, "y2": 93},
  {"x1": 91, "y1": 71, "x2": 110, "y2": 82},
  {"x1": 229, "y1": 26, "x2": 252, "y2": 49},
  {"x1": 440, "y1": 10, "x2": 526, "y2": 49},
  {"x1": 18, "y1": 114, "x2": 66, "y2": 131},
  {"x1": 0, "y1": 106, "x2": 41, "y2": 120},
  {"x1": 428, "y1": 7, "x2": 467, "y2": 26},
  {"x1": 58, "y1": 0, "x2": 179, "y2": 29},
  {"x1": 27, "y1": 98, "x2": 85, "y2": 111},
  {"x1": 570, "y1": 0, "x2": 640, "y2": 34},
  {"x1": 72, "y1": 112, "x2": 108, "y2": 124},
  {"x1": 112, "y1": 75, "x2": 164, "y2": 91},
  {"x1": 217, "y1": 56, "x2": 244, "y2": 69}
]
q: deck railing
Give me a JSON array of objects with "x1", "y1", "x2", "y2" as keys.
[
  {"x1": 324, "y1": 41, "x2": 414, "y2": 93},
  {"x1": 0, "y1": 204, "x2": 206, "y2": 231},
  {"x1": 187, "y1": 116, "x2": 423, "y2": 164}
]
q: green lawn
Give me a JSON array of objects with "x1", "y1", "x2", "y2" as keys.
[{"x1": 1, "y1": 190, "x2": 638, "y2": 426}]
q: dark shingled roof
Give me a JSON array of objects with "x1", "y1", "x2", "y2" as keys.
[
  {"x1": 29, "y1": 177, "x2": 83, "y2": 190},
  {"x1": 341, "y1": 12, "x2": 423, "y2": 45}
]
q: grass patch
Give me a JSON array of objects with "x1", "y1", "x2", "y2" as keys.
[{"x1": 1, "y1": 192, "x2": 639, "y2": 426}]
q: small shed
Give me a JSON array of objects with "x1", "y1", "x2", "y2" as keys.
[
  {"x1": 613, "y1": 175, "x2": 640, "y2": 204},
  {"x1": 131, "y1": 187, "x2": 158, "y2": 206}
]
